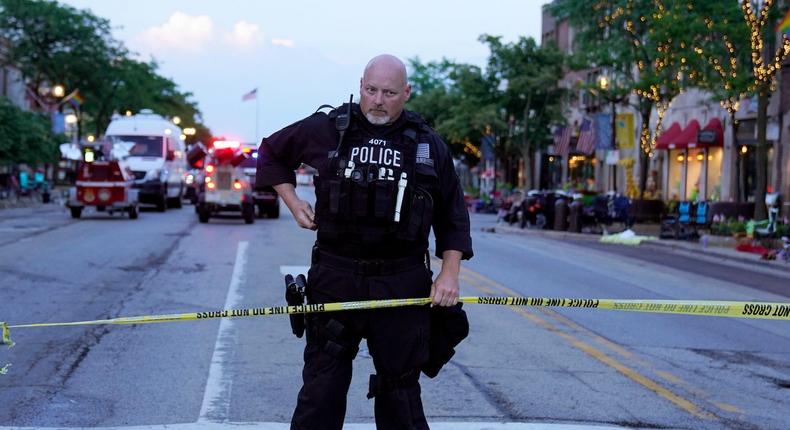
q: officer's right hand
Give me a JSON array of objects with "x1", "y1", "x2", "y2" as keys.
[
  {"x1": 292, "y1": 199, "x2": 317, "y2": 230},
  {"x1": 273, "y1": 184, "x2": 317, "y2": 230}
]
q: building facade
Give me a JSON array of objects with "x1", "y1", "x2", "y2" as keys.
[
  {"x1": 0, "y1": 38, "x2": 29, "y2": 109},
  {"x1": 542, "y1": 3, "x2": 790, "y2": 217}
]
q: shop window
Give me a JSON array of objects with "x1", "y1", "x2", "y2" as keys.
[
  {"x1": 667, "y1": 149, "x2": 684, "y2": 201},
  {"x1": 568, "y1": 154, "x2": 595, "y2": 190},
  {"x1": 540, "y1": 155, "x2": 562, "y2": 190},
  {"x1": 686, "y1": 149, "x2": 704, "y2": 201},
  {"x1": 706, "y1": 148, "x2": 723, "y2": 201},
  {"x1": 736, "y1": 145, "x2": 773, "y2": 202}
]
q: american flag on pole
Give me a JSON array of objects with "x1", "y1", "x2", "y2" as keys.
[
  {"x1": 576, "y1": 117, "x2": 596, "y2": 154},
  {"x1": 554, "y1": 125, "x2": 571, "y2": 156},
  {"x1": 241, "y1": 88, "x2": 257, "y2": 102}
]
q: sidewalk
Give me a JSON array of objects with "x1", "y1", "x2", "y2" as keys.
[
  {"x1": 0, "y1": 187, "x2": 68, "y2": 211},
  {"x1": 493, "y1": 221, "x2": 790, "y2": 276}
]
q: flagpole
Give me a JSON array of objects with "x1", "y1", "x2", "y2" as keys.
[{"x1": 255, "y1": 88, "x2": 260, "y2": 143}]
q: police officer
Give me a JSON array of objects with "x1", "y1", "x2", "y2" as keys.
[{"x1": 257, "y1": 54, "x2": 473, "y2": 430}]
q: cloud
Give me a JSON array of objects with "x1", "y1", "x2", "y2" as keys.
[
  {"x1": 137, "y1": 12, "x2": 214, "y2": 53},
  {"x1": 225, "y1": 21, "x2": 264, "y2": 49},
  {"x1": 271, "y1": 38, "x2": 295, "y2": 48}
]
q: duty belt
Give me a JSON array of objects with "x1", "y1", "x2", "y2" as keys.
[{"x1": 312, "y1": 247, "x2": 427, "y2": 276}]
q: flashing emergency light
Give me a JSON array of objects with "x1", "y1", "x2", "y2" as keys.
[
  {"x1": 207, "y1": 182, "x2": 216, "y2": 190},
  {"x1": 233, "y1": 181, "x2": 243, "y2": 190},
  {"x1": 206, "y1": 165, "x2": 215, "y2": 174},
  {"x1": 84, "y1": 149, "x2": 95, "y2": 163},
  {"x1": 213, "y1": 140, "x2": 241, "y2": 150}
]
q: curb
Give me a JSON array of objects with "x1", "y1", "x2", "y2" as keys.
[{"x1": 490, "y1": 223, "x2": 790, "y2": 276}]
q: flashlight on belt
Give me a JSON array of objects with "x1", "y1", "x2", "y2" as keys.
[{"x1": 394, "y1": 172, "x2": 407, "y2": 222}]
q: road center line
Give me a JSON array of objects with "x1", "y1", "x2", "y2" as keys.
[
  {"x1": 459, "y1": 268, "x2": 715, "y2": 420},
  {"x1": 460, "y1": 266, "x2": 742, "y2": 416},
  {"x1": 198, "y1": 241, "x2": 248, "y2": 423}
]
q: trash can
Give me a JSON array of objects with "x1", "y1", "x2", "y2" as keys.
[{"x1": 554, "y1": 199, "x2": 568, "y2": 231}]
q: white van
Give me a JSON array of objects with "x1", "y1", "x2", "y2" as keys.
[{"x1": 105, "y1": 109, "x2": 186, "y2": 211}]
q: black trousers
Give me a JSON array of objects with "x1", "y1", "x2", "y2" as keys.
[{"x1": 290, "y1": 256, "x2": 432, "y2": 430}]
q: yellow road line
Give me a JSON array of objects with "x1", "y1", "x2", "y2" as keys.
[
  {"x1": 459, "y1": 266, "x2": 749, "y2": 416},
  {"x1": 459, "y1": 267, "x2": 715, "y2": 420}
]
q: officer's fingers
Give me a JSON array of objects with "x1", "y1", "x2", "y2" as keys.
[
  {"x1": 297, "y1": 214, "x2": 314, "y2": 230},
  {"x1": 441, "y1": 291, "x2": 453, "y2": 307},
  {"x1": 304, "y1": 203, "x2": 315, "y2": 221},
  {"x1": 432, "y1": 287, "x2": 444, "y2": 305}
]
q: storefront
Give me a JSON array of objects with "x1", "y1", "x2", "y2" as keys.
[
  {"x1": 655, "y1": 118, "x2": 724, "y2": 202},
  {"x1": 734, "y1": 118, "x2": 775, "y2": 202},
  {"x1": 567, "y1": 153, "x2": 596, "y2": 190}
]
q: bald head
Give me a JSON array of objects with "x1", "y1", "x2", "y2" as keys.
[
  {"x1": 363, "y1": 55, "x2": 408, "y2": 88},
  {"x1": 359, "y1": 54, "x2": 411, "y2": 125}
]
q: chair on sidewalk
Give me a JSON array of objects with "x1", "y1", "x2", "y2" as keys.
[
  {"x1": 660, "y1": 201, "x2": 692, "y2": 239},
  {"x1": 690, "y1": 201, "x2": 709, "y2": 239}
]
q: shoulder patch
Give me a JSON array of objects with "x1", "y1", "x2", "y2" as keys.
[{"x1": 416, "y1": 143, "x2": 434, "y2": 166}]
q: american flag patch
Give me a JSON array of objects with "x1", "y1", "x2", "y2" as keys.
[
  {"x1": 416, "y1": 143, "x2": 430, "y2": 159},
  {"x1": 416, "y1": 143, "x2": 433, "y2": 166}
]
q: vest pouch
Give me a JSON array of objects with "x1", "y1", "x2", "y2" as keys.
[
  {"x1": 401, "y1": 187, "x2": 433, "y2": 241},
  {"x1": 373, "y1": 181, "x2": 396, "y2": 219},
  {"x1": 351, "y1": 181, "x2": 369, "y2": 217},
  {"x1": 328, "y1": 178, "x2": 350, "y2": 217}
]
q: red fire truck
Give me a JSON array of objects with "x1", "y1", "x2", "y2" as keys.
[{"x1": 187, "y1": 140, "x2": 256, "y2": 224}]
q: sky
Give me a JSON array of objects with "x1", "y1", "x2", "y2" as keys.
[{"x1": 61, "y1": 0, "x2": 550, "y2": 143}]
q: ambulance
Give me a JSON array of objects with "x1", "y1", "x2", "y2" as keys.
[{"x1": 104, "y1": 109, "x2": 186, "y2": 211}]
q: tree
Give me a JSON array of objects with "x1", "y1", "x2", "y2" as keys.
[
  {"x1": 681, "y1": 1, "x2": 752, "y2": 202},
  {"x1": 0, "y1": 97, "x2": 61, "y2": 164},
  {"x1": 479, "y1": 35, "x2": 565, "y2": 189},
  {"x1": 83, "y1": 56, "x2": 208, "y2": 140},
  {"x1": 0, "y1": 0, "x2": 212, "y2": 145},
  {"x1": 550, "y1": 0, "x2": 691, "y2": 197},
  {"x1": 0, "y1": 0, "x2": 118, "y2": 104},
  {"x1": 739, "y1": 0, "x2": 790, "y2": 219},
  {"x1": 407, "y1": 58, "x2": 504, "y2": 163}
]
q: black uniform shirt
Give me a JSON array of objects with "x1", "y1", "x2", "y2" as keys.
[{"x1": 257, "y1": 104, "x2": 473, "y2": 260}]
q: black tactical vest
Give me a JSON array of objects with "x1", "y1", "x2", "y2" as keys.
[{"x1": 314, "y1": 105, "x2": 438, "y2": 254}]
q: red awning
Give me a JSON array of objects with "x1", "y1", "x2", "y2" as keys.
[
  {"x1": 674, "y1": 119, "x2": 701, "y2": 149},
  {"x1": 654, "y1": 122, "x2": 682, "y2": 150},
  {"x1": 698, "y1": 117, "x2": 724, "y2": 147}
]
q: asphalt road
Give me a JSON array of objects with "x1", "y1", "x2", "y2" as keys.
[{"x1": 0, "y1": 189, "x2": 788, "y2": 430}]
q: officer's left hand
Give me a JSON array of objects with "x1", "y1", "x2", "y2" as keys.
[{"x1": 430, "y1": 271, "x2": 459, "y2": 307}]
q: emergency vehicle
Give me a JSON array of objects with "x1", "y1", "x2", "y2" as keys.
[
  {"x1": 104, "y1": 109, "x2": 186, "y2": 211},
  {"x1": 66, "y1": 141, "x2": 140, "y2": 219},
  {"x1": 187, "y1": 140, "x2": 256, "y2": 224},
  {"x1": 240, "y1": 143, "x2": 280, "y2": 218}
]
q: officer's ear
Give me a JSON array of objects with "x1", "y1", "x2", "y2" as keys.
[{"x1": 403, "y1": 83, "x2": 412, "y2": 102}]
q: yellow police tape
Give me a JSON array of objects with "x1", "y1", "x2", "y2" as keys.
[{"x1": 2, "y1": 296, "x2": 789, "y2": 349}]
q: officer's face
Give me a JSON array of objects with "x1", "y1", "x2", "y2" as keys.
[{"x1": 359, "y1": 64, "x2": 411, "y2": 125}]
